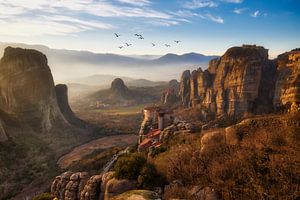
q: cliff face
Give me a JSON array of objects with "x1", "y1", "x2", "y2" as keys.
[
  {"x1": 161, "y1": 79, "x2": 179, "y2": 104},
  {"x1": 0, "y1": 47, "x2": 67, "y2": 132},
  {"x1": 178, "y1": 45, "x2": 300, "y2": 117},
  {"x1": 274, "y1": 51, "x2": 300, "y2": 108},
  {"x1": 55, "y1": 84, "x2": 85, "y2": 127}
]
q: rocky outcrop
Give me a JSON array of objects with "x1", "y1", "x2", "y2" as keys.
[
  {"x1": 0, "y1": 119, "x2": 7, "y2": 142},
  {"x1": 110, "y1": 78, "x2": 131, "y2": 99},
  {"x1": 161, "y1": 80, "x2": 179, "y2": 104},
  {"x1": 104, "y1": 178, "x2": 137, "y2": 200},
  {"x1": 51, "y1": 171, "x2": 138, "y2": 200},
  {"x1": 110, "y1": 190, "x2": 160, "y2": 200},
  {"x1": 55, "y1": 84, "x2": 85, "y2": 126},
  {"x1": 178, "y1": 45, "x2": 300, "y2": 117},
  {"x1": 51, "y1": 172, "x2": 101, "y2": 200},
  {"x1": 0, "y1": 47, "x2": 67, "y2": 132},
  {"x1": 179, "y1": 70, "x2": 191, "y2": 107},
  {"x1": 274, "y1": 50, "x2": 300, "y2": 109}
]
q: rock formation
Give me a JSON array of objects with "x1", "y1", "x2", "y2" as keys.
[
  {"x1": 51, "y1": 171, "x2": 138, "y2": 200},
  {"x1": 110, "y1": 78, "x2": 131, "y2": 99},
  {"x1": 273, "y1": 50, "x2": 300, "y2": 109},
  {"x1": 161, "y1": 79, "x2": 179, "y2": 104},
  {"x1": 55, "y1": 84, "x2": 85, "y2": 126},
  {"x1": 0, "y1": 119, "x2": 7, "y2": 142},
  {"x1": 178, "y1": 45, "x2": 300, "y2": 118},
  {"x1": 178, "y1": 70, "x2": 191, "y2": 107},
  {"x1": 0, "y1": 47, "x2": 67, "y2": 132}
]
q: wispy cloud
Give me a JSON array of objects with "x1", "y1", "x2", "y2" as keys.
[
  {"x1": 117, "y1": 0, "x2": 151, "y2": 6},
  {"x1": 233, "y1": 7, "x2": 247, "y2": 14},
  {"x1": 222, "y1": 0, "x2": 243, "y2": 3},
  {"x1": 0, "y1": 0, "x2": 178, "y2": 37},
  {"x1": 251, "y1": 10, "x2": 260, "y2": 17},
  {"x1": 184, "y1": 0, "x2": 218, "y2": 9},
  {"x1": 202, "y1": 13, "x2": 224, "y2": 23}
]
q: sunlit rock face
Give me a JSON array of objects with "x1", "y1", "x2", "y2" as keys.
[
  {"x1": 274, "y1": 50, "x2": 300, "y2": 108},
  {"x1": 0, "y1": 47, "x2": 66, "y2": 132},
  {"x1": 179, "y1": 45, "x2": 276, "y2": 117}
]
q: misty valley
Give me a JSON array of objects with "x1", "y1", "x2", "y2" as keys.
[{"x1": 0, "y1": 0, "x2": 299, "y2": 200}]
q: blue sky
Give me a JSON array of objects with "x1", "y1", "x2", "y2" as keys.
[{"x1": 0, "y1": 0, "x2": 299, "y2": 57}]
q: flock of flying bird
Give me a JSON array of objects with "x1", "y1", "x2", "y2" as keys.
[{"x1": 114, "y1": 33, "x2": 181, "y2": 49}]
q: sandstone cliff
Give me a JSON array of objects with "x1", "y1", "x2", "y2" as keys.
[
  {"x1": 161, "y1": 79, "x2": 179, "y2": 104},
  {"x1": 55, "y1": 84, "x2": 86, "y2": 127},
  {"x1": 178, "y1": 45, "x2": 300, "y2": 118},
  {"x1": 0, "y1": 47, "x2": 67, "y2": 132},
  {"x1": 273, "y1": 50, "x2": 300, "y2": 109},
  {"x1": 0, "y1": 47, "x2": 91, "y2": 199}
]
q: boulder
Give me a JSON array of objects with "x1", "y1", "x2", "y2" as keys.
[
  {"x1": 110, "y1": 190, "x2": 160, "y2": 200},
  {"x1": 80, "y1": 175, "x2": 102, "y2": 200},
  {"x1": 104, "y1": 178, "x2": 137, "y2": 200}
]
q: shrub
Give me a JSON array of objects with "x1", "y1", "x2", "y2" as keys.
[
  {"x1": 114, "y1": 153, "x2": 165, "y2": 190},
  {"x1": 137, "y1": 163, "x2": 165, "y2": 190},
  {"x1": 32, "y1": 193, "x2": 55, "y2": 200},
  {"x1": 114, "y1": 153, "x2": 147, "y2": 180}
]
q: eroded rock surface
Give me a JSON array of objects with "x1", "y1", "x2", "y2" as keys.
[
  {"x1": 178, "y1": 45, "x2": 300, "y2": 117},
  {"x1": 0, "y1": 47, "x2": 66, "y2": 132},
  {"x1": 55, "y1": 84, "x2": 85, "y2": 126}
]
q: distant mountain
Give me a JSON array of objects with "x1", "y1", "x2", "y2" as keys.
[
  {"x1": 89, "y1": 78, "x2": 165, "y2": 106},
  {"x1": 0, "y1": 42, "x2": 219, "y2": 82},
  {"x1": 71, "y1": 74, "x2": 167, "y2": 88},
  {"x1": 153, "y1": 52, "x2": 215, "y2": 64}
]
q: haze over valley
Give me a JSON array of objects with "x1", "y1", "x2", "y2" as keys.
[{"x1": 0, "y1": 0, "x2": 299, "y2": 200}]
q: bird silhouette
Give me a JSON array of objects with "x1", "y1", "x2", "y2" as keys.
[
  {"x1": 174, "y1": 40, "x2": 181, "y2": 43},
  {"x1": 151, "y1": 43, "x2": 156, "y2": 46},
  {"x1": 125, "y1": 43, "x2": 132, "y2": 47},
  {"x1": 114, "y1": 33, "x2": 121, "y2": 37},
  {"x1": 138, "y1": 36, "x2": 144, "y2": 40},
  {"x1": 134, "y1": 34, "x2": 142, "y2": 37},
  {"x1": 118, "y1": 46, "x2": 124, "y2": 49},
  {"x1": 165, "y1": 44, "x2": 171, "y2": 47}
]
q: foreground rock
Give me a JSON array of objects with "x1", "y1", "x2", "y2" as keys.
[
  {"x1": 51, "y1": 171, "x2": 139, "y2": 200},
  {"x1": 111, "y1": 190, "x2": 160, "y2": 200}
]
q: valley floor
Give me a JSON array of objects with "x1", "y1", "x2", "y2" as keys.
[{"x1": 57, "y1": 134, "x2": 138, "y2": 169}]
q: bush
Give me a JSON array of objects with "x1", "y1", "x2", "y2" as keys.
[
  {"x1": 114, "y1": 153, "x2": 147, "y2": 180},
  {"x1": 32, "y1": 193, "x2": 55, "y2": 200},
  {"x1": 137, "y1": 163, "x2": 165, "y2": 190},
  {"x1": 114, "y1": 153, "x2": 165, "y2": 190}
]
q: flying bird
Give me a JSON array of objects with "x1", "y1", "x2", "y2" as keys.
[
  {"x1": 125, "y1": 43, "x2": 132, "y2": 47},
  {"x1": 165, "y1": 44, "x2": 171, "y2": 47},
  {"x1": 151, "y1": 43, "x2": 156, "y2": 46},
  {"x1": 174, "y1": 40, "x2": 181, "y2": 43},
  {"x1": 134, "y1": 34, "x2": 142, "y2": 37},
  {"x1": 138, "y1": 36, "x2": 144, "y2": 40},
  {"x1": 118, "y1": 46, "x2": 124, "y2": 49},
  {"x1": 114, "y1": 33, "x2": 121, "y2": 37}
]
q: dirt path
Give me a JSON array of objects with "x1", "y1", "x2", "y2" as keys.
[{"x1": 57, "y1": 134, "x2": 138, "y2": 169}]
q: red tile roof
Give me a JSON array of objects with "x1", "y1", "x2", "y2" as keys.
[{"x1": 146, "y1": 129, "x2": 161, "y2": 138}]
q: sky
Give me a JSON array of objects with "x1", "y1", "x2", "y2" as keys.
[{"x1": 0, "y1": 0, "x2": 299, "y2": 57}]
